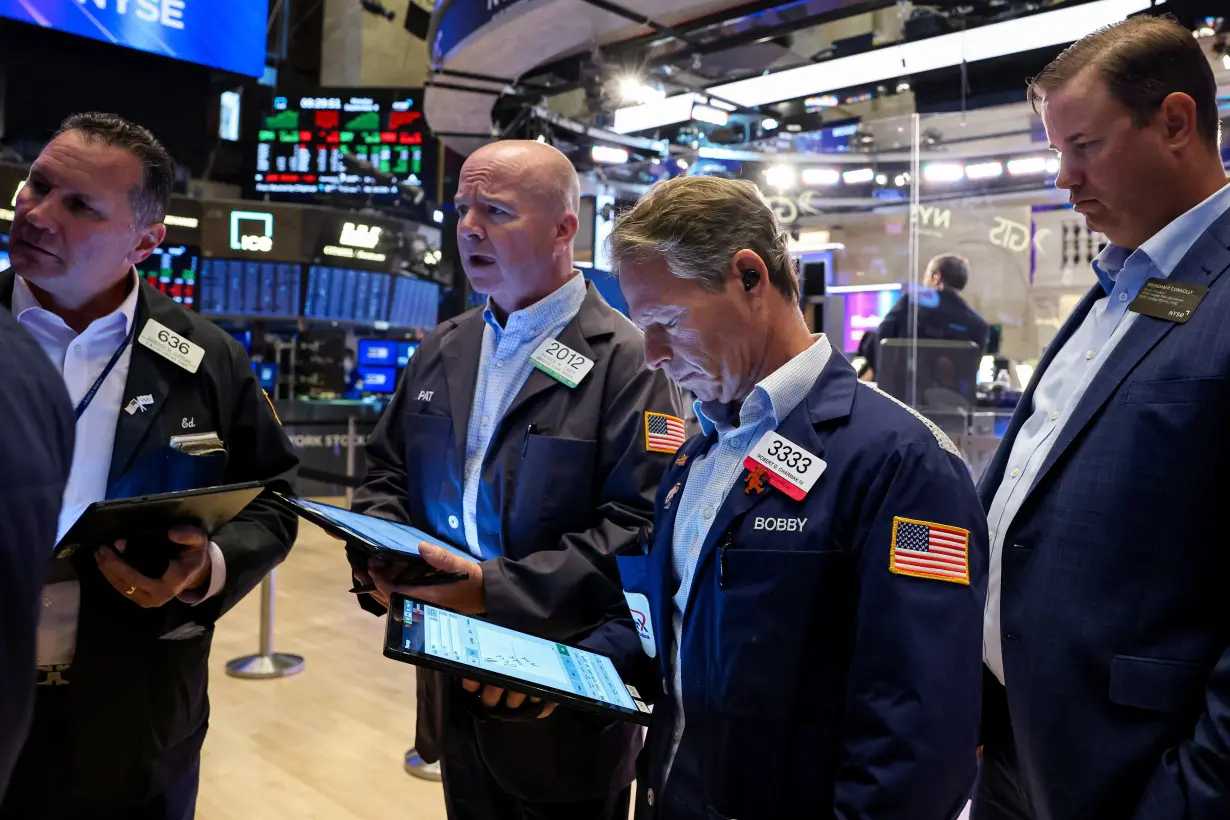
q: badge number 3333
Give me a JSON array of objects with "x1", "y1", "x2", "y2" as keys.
[{"x1": 744, "y1": 431, "x2": 826, "y2": 501}]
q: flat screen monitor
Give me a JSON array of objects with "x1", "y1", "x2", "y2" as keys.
[
  {"x1": 357, "y1": 365, "x2": 397, "y2": 394},
  {"x1": 199, "y1": 259, "x2": 302, "y2": 318},
  {"x1": 137, "y1": 244, "x2": 199, "y2": 310},
  {"x1": 388, "y1": 276, "x2": 439, "y2": 330},
  {"x1": 357, "y1": 338, "x2": 397, "y2": 366},
  {"x1": 838, "y1": 286, "x2": 902, "y2": 354},
  {"x1": 397, "y1": 341, "x2": 419, "y2": 368},
  {"x1": 254, "y1": 90, "x2": 428, "y2": 202},
  {"x1": 0, "y1": 0, "x2": 268, "y2": 77},
  {"x1": 304, "y1": 266, "x2": 392, "y2": 324},
  {"x1": 253, "y1": 361, "x2": 278, "y2": 392}
]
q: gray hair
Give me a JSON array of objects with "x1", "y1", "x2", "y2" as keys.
[
  {"x1": 608, "y1": 175, "x2": 799, "y2": 303},
  {"x1": 54, "y1": 112, "x2": 174, "y2": 226}
]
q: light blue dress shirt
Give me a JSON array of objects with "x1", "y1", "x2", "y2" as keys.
[
  {"x1": 664, "y1": 334, "x2": 833, "y2": 781},
  {"x1": 984, "y1": 181, "x2": 1230, "y2": 683},
  {"x1": 461, "y1": 273, "x2": 587, "y2": 559}
]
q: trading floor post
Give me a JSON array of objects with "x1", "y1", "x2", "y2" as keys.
[
  {"x1": 345, "y1": 415, "x2": 358, "y2": 508},
  {"x1": 224, "y1": 571, "x2": 305, "y2": 680}
]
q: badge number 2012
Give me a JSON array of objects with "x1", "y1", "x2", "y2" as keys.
[
  {"x1": 530, "y1": 338, "x2": 594, "y2": 388},
  {"x1": 138, "y1": 318, "x2": 205, "y2": 374}
]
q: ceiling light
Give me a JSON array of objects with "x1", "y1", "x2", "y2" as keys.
[
  {"x1": 432, "y1": 209, "x2": 444, "y2": 224},
  {"x1": 965, "y1": 161, "x2": 1004, "y2": 180},
  {"x1": 924, "y1": 162, "x2": 965, "y2": 183},
  {"x1": 1224, "y1": 54, "x2": 1230, "y2": 70},
  {"x1": 690, "y1": 103, "x2": 730, "y2": 126},
  {"x1": 764, "y1": 165, "x2": 798, "y2": 190},
  {"x1": 893, "y1": 174, "x2": 907, "y2": 186},
  {"x1": 842, "y1": 168, "x2": 875, "y2": 184},
  {"x1": 761, "y1": 118, "x2": 779, "y2": 130},
  {"x1": 801, "y1": 167, "x2": 841, "y2": 186},
  {"x1": 786, "y1": 124, "x2": 803, "y2": 133},
  {"x1": 875, "y1": 173, "x2": 888, "y2": 185},
  {"x1": 677, "y1": 159, "x2": 689, "y2": 170},
  {"x1": 1046, "y1": 157, "x2": 1061, "y2": 174},
  {"x1": 709, "y1": 99, "x2": 737, "y2": 111},
  {"x1": 1007, "y1": 156, "x2": 1049, "y2": 175},
  {"x1": 618, "y1": 76, "x2": 665, "y2": 105},
  {"x1": 896, "y1": 81, "x2": 910, "y2": 93},
  {"x1": 591, "y1": 145, "x2": 629, "y2": 164}
]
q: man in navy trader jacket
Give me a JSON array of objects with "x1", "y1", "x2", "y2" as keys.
[
  {"x1": 975, "y1": 16, "x2": 1230, "y2": 820},
  {"x1": 609, "y1": 174, "x2": 987, "y2": 820},
  {"x1": 0, "y1": 310, "x2": 74, "y2": 800},
  {"x1": 349, "y1": 140, "x2": 682, "y2": 819}
]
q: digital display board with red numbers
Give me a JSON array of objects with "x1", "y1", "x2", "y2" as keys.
[
  {"x1": 254, "y1": 90, "x2": 426, "y2": 202},
  {"x1": 137, "y1": 244, "x2": 198, "y2": 310}
]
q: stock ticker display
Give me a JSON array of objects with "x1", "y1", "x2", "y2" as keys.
[
  {"x1": 254, "y1": 91, "x2": 426, "y2": 201},
  {"x1": 137, "y1": 245, "x2": 198, "y2": 310},
  {"x1": 304, "y1": 265, "x2": 392, "y2": 324},
  {"x1": 199, "y1": 258, "x2": 302, "y2": 318}
]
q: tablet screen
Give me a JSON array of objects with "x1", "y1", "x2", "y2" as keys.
[
  {"x1": 398, "y1": 599, "x2": 640, "y2": 714},
  {"x1": 286, "y1": 497, "x2": 472, "y2": 561}
]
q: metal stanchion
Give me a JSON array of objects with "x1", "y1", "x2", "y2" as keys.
[
  {"x1": 344, "y1": 416, "x2": 357, "y2": 508},
  {"x1": 404, "y1": 747, "x2": 443, "y2": 781},
  {"x1": 225, "y1": 570, "x2": 305, "y2": 679}
]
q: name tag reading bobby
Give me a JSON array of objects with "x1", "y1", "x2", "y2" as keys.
[
  {"x1": 744, "y1": 431, "x2": 826, "y2": 501},
  {"x1": 138, "y1": 319, "x2": 205, "y2": 374},
  {"x1": 530, "y1": 338, "x2": 594, "y2": 388},
  {"x1": 1128, "y1": 278, "x2": 1209, "y2": 324}
]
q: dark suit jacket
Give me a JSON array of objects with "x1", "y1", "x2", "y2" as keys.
[
  {"x1": 0, "y1": 309, "x2": 73, "y2": 799},
  {"x1": 873, "y1": 287, "x2": 990, "y2": 368},
  {"x1": 352, "y1": 280, "x2": 682, "y2": 803},
  {"x1": 977, "y1": 206, "x2": 1230, "y2": 820},
  {"x1": 0, "y1": 273, "x2": 299, "y2": 808}
]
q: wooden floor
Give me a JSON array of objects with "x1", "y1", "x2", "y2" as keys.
[{"x1": 198, "y1": 505, "x2": 447, "y2": 820}]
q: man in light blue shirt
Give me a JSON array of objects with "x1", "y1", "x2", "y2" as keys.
[{"x1": 975, "y1": 17, "x2": 1230, "y2": 820}]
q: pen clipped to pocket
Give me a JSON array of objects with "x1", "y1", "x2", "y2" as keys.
[{"x1": 169, "y1": 431, "x2": 226, "y2": 456}]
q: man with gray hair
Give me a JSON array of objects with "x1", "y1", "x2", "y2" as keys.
[{"x1": 609, "y1": 174, "x2": 987, "y2": 819}]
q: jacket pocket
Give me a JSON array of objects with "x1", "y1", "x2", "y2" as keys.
[
  {"x1": 516, "y1": 434, "x2": 597, "y2": 534},
  {"x1": 1124, "y1": 377, "x2": 1225, "y2": 405},
  {"x1": 402, "y1": 412, "x2": 452, "y2": 503},
  {"x1": 1108, "y1": 655, "x2": 1209, "y2": 712}
]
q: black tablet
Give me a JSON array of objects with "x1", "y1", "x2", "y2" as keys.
[
  {"x1": 53, "y1": 481, "x2": 267, "y2": 561},
  {"x1": 384, "y1": 595, "x2": 652, "y2": 726}
]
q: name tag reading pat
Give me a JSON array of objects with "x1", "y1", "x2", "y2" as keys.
[
  {"x1": 1128, "y1": 278, "x2": 1209, "y2": 324},
  {"x1": 744, "y1": 431, "x2": 826, "y2": 501},
  {"x1": 138, "y1": 319, "x2": 205, "y2": 374},
  {"x1": 530, "y1": 338, "x2": 594, "y2": 388}
]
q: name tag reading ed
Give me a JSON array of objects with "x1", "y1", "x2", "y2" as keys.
[
  {"x1": 744, "y1": 431, "x2": 826, "y2": 501},
  {"x1": 1128, "y1": 278, "x2": 1209, "y2": 324},
  {"x1": 530, "y1": 338, "x2": 594, "y2": 388},
  {"x1": 138, "y1": 319, "x2": 205, "y2": 374}
]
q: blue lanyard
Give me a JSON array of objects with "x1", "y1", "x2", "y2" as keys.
[{"x1": 75, "y1": 324, "x2": 136, "y2": 421}]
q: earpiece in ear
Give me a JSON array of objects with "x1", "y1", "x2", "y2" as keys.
[{"x1": 741, "y1": 269, "x2": 760, "y2": 291}]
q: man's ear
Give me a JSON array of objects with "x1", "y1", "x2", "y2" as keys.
[
  {"x1": 555, "y1": 212, "x2": 580, "y2": 257},
  {"x1": 129, "y1": 222, "x2": 167, "y2": 267},
  {"x1": 730, "y1": 249, "x2": 769, "y2": 293}
]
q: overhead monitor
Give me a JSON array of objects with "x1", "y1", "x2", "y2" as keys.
[
  {"x1": 254, "y1": 90, "x2": 428, "y2": 202},
  {"x1": 303, "y1": 266, "x2": 392, "y2": 324},
  {"x1": 0, "y1": 0, "x2": 268, "y2": 77},
  {"x1": 199, "y1": 258, "x2": 302, "y2": 318},
  {"x1": 136, "y1": 244, "x2": 199, "y2": 310}
]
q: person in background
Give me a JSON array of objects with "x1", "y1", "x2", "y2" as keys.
[
  {"x1": 866, "y1": 253, "x2": 991, "y2": 378},
  {"x1": 609, "y1": 175, "x2": 987, "y2": 819},
  {"x1": 0, "y1": 310, "x2": 74, "y2": 799},
  {"x1": 0, "y1": 112, "x2": 298, "y2": 820},
  {"x1": 349, "y1": 139, "x2": 683, "y2": 820},
  {"x1": 975, "y1": 16, "x2": 1230, "y2": 820}
]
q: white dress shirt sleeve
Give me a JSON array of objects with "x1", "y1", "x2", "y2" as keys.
[{"x1": 177, "y1": 541, "x2": 227, "y2": 604}]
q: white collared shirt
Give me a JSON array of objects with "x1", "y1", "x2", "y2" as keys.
[{"x1": 12, "y1": 272, "x2": 225, "y2": 667}]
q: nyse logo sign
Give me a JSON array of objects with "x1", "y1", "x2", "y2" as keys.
[
  {"x1": 915, "y1": 204, "x2": 952, "y2": 231},
  {"x1": 989, "y1": 217, "x2": 1031, "y2": 253},
  {"x1": 230, "y1": 211, "x2": 274, "y2": 253},
  {"x1": 77, "y1": 0, "x2": 188, "y2": 31},
  {"x1": 340, "y1": 222, "x2": 383, "y2": 250}
]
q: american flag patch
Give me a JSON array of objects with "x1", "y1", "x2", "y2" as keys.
[
  {"x1": 645, "y1": 412, "x2": 687, "y2": 453},
  {"x1": 889, "y1": 517, "x2": 970, "y2": 585}
]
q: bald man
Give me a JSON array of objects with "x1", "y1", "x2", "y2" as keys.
[{"x1": 350, "y1": 140, "x2": 684, "y2": 819}]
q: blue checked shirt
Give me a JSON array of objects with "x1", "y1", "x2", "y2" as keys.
[
  {"x1": 461, "y1": 273, "x2": 587, "y2": 559},
  {"x1": 984, "y1": 181, "x2": 1230, "y2": 684},
  {"x1": 664, "y1": 334, "x2": 833, "y2": 782}
]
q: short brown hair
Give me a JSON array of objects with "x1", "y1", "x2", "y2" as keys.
[
  {"x1": 55, "y1": 112, "x2": 175, "y2": 225},
  {"x1": 1027, "y1": 15, "x2": 1221, "y2": 150},
  {"x1": 928, "y1": 254, "x2": 971, "y2": 290},
  {"x1": 608, "y1": 176, "x2": 799, "y2": 303}
]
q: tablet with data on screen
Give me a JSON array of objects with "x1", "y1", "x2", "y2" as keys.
[{"x1": 384, "y1": 594, "x2": 651, "y2": 725}]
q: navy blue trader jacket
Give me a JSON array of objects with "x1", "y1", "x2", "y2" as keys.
[{"x1": 619, "y1": 353, "x2": 987, "y2": 820}]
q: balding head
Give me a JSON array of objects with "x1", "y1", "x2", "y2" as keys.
[{"x1": 456, "y1": 140, "x2": 583, "y2": 316}]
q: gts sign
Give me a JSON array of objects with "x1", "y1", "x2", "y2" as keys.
[
  {"x1": 77, "y1": 0, "x2": 188, "y2": 30},
  {"x1": 230, "y1": 211, "x2": 274, "y2": 253}
]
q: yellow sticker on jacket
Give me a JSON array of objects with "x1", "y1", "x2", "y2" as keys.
[
  {"x1": 645, "y1": 412, "x2": 686, "y2": 453},
  {"x1": 889, "y1": 517, "x2": 970, "y2": 585}
]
